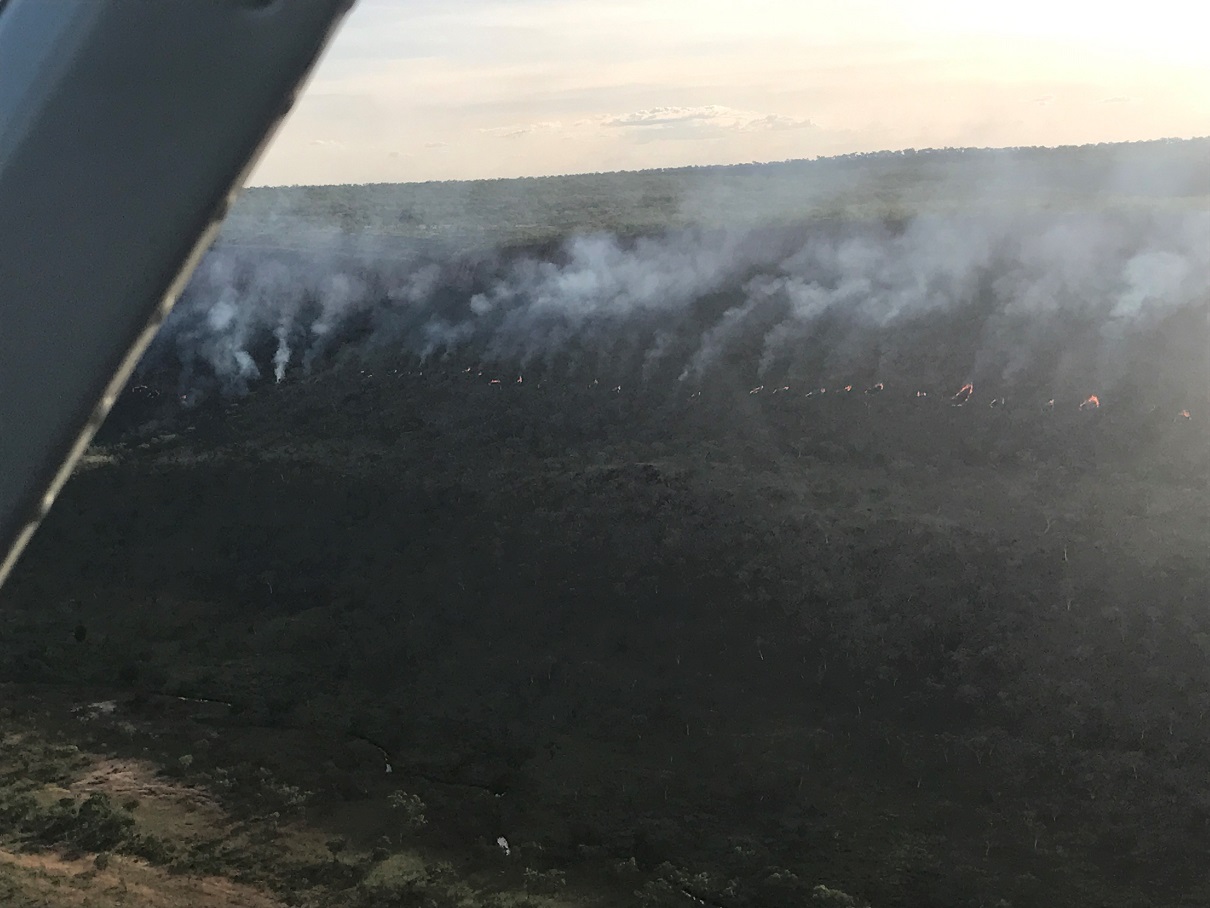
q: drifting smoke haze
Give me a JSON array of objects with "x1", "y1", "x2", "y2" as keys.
[{"x1": 140, "y1": 148, "x2": 1210, "y2": 411}]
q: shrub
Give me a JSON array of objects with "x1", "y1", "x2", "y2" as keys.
[
  {"x1": 812, "y1": 883, "x2": 868, "y2": 907},
  {"x1": 387, "y1": 790, "x2": 427, "y2": 834},
  {"x1": 523, "y1": 867, "x2": 566, "y2": 894},
  {"x1": 34, "y1": 792, "x2": 134, "y2": 852}
]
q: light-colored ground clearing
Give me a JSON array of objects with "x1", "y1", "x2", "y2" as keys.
[{"x1": 0, "y1": 848, "x2": 287, "y2": 908}]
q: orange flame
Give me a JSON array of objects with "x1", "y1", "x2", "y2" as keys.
[
  {"x1": 951, "y1": 383, "x2": 974, "y2": 405},
  {"x1": 1079, "y1": 395, "x2": 1100, "y2": 410}
]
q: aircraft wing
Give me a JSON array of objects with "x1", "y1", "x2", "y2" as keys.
[{"x1": 0, "y1": 0, "x2": 354, "y2": 586}]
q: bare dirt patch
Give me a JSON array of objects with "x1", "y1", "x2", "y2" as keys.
[
  {"x1": 70, "y1": 758, "x2": 223, "y2": 820},
  {"x1": 0, "y1": 848, "x2": 286, "y2": 908}
]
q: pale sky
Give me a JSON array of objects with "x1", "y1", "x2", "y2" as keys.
[{"x1": 247, "y1": 0, "x2": 1210, "y2": 186}]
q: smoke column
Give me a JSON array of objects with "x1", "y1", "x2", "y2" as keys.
[{"x1": 139, "y1": 204, "x2": 1209, "y2": 410}]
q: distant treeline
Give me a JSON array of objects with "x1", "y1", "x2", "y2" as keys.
[{"x1": 226, "y1": 137, "x2": 1210, "y2": 246}]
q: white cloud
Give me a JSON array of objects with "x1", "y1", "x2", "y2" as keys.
[
  {"x1": 480, "y1": 120, "x2": 565, "y2": 138},
  {"x1": 476, "y1": 106, "x2": 817, "y2": 145},
  {"x1": 603, "y1": 105, "x2": 815, "y2": 133},
  {"x1": 740, "y1": 113, "x2": 819, "y2": 132}
]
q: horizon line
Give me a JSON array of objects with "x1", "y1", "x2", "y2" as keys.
[{"x1": 244, "y1": 134, "x2": 1210, "y2": 191}]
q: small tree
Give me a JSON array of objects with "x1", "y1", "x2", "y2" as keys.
[{"x1": 387, "y1": 790, "x2": 427, "y2": 836}]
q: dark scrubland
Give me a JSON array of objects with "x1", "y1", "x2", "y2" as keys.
[{"x1": 1, "y1": 139, "x2": 1208, "y2": 907}]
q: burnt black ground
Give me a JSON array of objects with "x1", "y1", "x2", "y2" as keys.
[{"x1": 3, "y1": 356, "x2": 1208, "y2": 907}]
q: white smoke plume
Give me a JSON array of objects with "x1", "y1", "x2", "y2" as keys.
[{"x1": 142, "y1": 205, "x2": 1208, "y2": 407}]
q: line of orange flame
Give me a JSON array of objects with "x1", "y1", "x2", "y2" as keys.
[{"x1": 455, "y1": 373, "x2": 1201, "y2": 420}]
